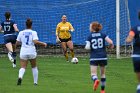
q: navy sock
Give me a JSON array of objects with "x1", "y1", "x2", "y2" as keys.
[
  {"x1": 12, "y1": 52, "x2": 16, "y2": 59},
  {"x1": 101, "y1": 78, "x2": 106, "y2": 90},
  {"x1": 91, "y1": 75, "x2": 98, "y2": 82}
]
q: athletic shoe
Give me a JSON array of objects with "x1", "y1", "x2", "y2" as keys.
[
  {"x1": 17, "y1": 78, "x2": 22, "y2": 85},
  {"x1": 12, "y1": 60, "x2": 16, "y2": 68},
  {"x1": 12, "y1": 63, "x2": 16, "y2": 68},
  {"x1": 93, "y1": 80, "x2": 100, "y2": 91},
  {"x1": 8, "y1": 52, "x2": 14, "y2": 63},
  {"x1": 100, "y1": 90, "x2": 105, "y2": 93},
  {"x1": 66, "y1": 60, "x2": 70, "y2": 62},
  {"x1": 34, "y1": 83, "x2": 38, "y2": 86}
]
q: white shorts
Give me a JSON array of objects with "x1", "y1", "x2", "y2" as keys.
[{"x1": 20, "y1": 54, "x2": 37, "y2": 60}]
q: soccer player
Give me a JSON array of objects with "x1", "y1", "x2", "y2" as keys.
[
  {"x1": 16, "y1": 18, "x2": 47, "y2": 85},
  {"x1": 0, "y1": 11, "x2": 19, "y2": 68},
  {"x1": 56, "y1": 15, "x2": 75, "y2": 62},
  {"x1": 126, "y1": 11, "x2": 140, "y2": 93},
  {"x1": 85, "y1": 22, "x2": 114, "y2": 93}
]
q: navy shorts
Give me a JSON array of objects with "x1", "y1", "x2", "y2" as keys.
[
  {"x1": 132, "y1": 57, "x2": 140, "y2": 72},
  {"x1": 90, "y1": 60, "x2": 107, "y2": 66},
  {"x1": 4, "y1": 35, "x2": 17, "y2": 44},
  {"x1": 59, "y1": 37, "x2": 71, "y2": 42}
]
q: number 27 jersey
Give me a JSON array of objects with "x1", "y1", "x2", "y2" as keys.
[
  {"x1": 87, "y1": 32, "x2": 107, "y2": 61},
  {"x1": 17, "y1": 29, "x2": 39, "y2": 55}
]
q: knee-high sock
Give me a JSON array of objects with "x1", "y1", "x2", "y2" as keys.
[
  {"x1": 12, "y1": 52, "x2": 16, "y2": 59},
  {"x1": 18, "y1": 68, "x2": 25, "y2": 79},
  {"x1": 65, "y1": 52, "x2": 69, "y2": 61},
  {"x1": 91, "y1": 75, "x2": 98, "y2": 82},
  {"x1": 70, "y1": 51, "x2": 75, "y2": 58},
  {"x1": 32, "y1": 67, "x2": 38, "y2": 84},
  {"x1": 101, "y1": 78, "x2": 106, "y2": 90}
]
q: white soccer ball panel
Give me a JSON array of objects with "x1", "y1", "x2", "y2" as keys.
[{"x1": 71, "y1": 57, "x2": 78, "y2": 63}]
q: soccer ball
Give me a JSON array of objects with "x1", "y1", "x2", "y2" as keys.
[{"x1": 71, "y1": 57, "x2": 78, "y2": 64}]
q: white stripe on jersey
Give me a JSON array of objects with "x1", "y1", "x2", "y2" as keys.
[
  {"x1": 4, "y1": 33, "x2": 16, "y2": 36},
  {"x1": 131, "y1": 54, "x2": 140, "y2": 57},
  {"x1": 90, "y1": 58, "x2": 107, "y2": 61}
]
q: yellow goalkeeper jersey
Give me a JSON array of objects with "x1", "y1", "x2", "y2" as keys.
[{"x1": 56, "y1": 22, "x2": 74, "y2": 39}]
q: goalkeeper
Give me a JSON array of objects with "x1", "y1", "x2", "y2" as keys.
[{"x1": 56, "y1": 15, "x2": 75, "y2": 62}]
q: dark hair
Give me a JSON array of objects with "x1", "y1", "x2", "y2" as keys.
[
  {"x1": 90, "y1": 22, "x2": 102, "y2": 32},
  {"x1": 138, "y1": 11, "x2": 140, "y2": 20},
  {"x1": 5, "y1": 12, "x2": 11, "y2": 20},
  {"x1": 26, "y1": 18, "x2": 32, "y2": 29}
]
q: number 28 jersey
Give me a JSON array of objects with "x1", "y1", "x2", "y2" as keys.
[
  {"x1": 17, "y1": 29, "x2": 39, "y2": 55},
  {"x1": 87, "y1": 32, "x2": 107, "y2": 61}
]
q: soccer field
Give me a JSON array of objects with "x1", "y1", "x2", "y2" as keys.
[{"x1": 0, "y1": 56, "x2": 137, "y2": 93}]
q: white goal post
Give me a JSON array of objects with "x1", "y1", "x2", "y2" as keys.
[
  {"x1": 116, "y1": 0, "x2": 120, "y2": 59},
  {"x1": 116, "y1": 0, "x2": 132, "y2": 58}
]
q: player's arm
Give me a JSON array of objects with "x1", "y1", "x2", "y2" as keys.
[
  {"x1": 0, "y1": 25, "x2": 2, "y2": 31},
  {"x1": 126, "y1": 30, "x2": 135, "y2": 43},
  {"x1": 69, "y1": 23, "x2": 74, "y2": 32},
  {"x1": 0, "y1": 24, "x2": 4, "y2": 33},
  {"x1": 13, "y1": 24, "x2": 19, "y2": 32},
  {"x1": 16, "y1": 32, "x2": 21, "y2": 47},
  {"x1": 85, "y1": 41, "x2": 91, "y2": 50},
  {"x1": 56, "y1": 24, "x2": 61, "y2": 43},
  {"x1": 33, "y1": 40, "x2": 47, "y2": 47},
  {"x1": 105, "y1": 36, "x2": 114, "y2": 49},
  {"x1": 33, "y1": 32, "x2": 47, "y2": 47},
  {"x1": 85, "y1": 35, "x2": 91, "y2": 50},
  {"x1": 16, "y1": 41, "x2": 21, "y2": 46}
]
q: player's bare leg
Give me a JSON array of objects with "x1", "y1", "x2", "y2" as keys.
[
  {"x1": 30, "y1": 58, "x2": 38, "y2": 85},
  {"x1": 61, "y1": 42, "x2": 69, "y2": 62},
  {"x1": 6, "y1": 43, "x2": 13, "y2": 52},
  {"x1": 100, "y1": 66, "x2": 106, "y2": 93},
  {"x1": 90, "y1": 65, "x2": 100, "y2": 91},
  {"x1": 12, "y1": 44, "x2": 16, "y2": 67},
  {"x1": 67, "y1": 41, "x2": 75, "y2": 58},
  {"x1": 17, "y1": 59, "x2": 28, "y2": 85},
  {"x1": 6, "y1": 43, "x2": 14, "y2": 63}
]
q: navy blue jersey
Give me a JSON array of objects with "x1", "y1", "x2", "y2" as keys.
[
  {"x1": 1, "y1": 20, "x2": 16, "y2": 35},
  {"x1": 131, "y1": 25, "x2": 140, "y2": 55},
  {"x1": 87, "y1": 32, "x2": 107, "y2": 61}
]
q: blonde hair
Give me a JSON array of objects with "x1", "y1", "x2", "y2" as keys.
[
  {"x1": 62, "y1": 15, "x2": 67, "y2": 18},
  {"x1": 90, "y1": 22, "x2": 102, "y2": 32}
]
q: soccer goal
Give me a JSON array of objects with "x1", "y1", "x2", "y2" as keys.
[{"x1": 0, "y1": 0, "x2": 132, "y2": 58}]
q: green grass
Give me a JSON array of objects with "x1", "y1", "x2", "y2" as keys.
[{"x1": 0, "y1": 56, "x2": 137, "y2": 93}]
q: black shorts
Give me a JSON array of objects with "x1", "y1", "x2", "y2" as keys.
[
  {"x1": 59, "y1": 37, "x2": 71, "y2": 42},
  {"x1": 132, "y1": 57, "x2": 140, "y2": 72},
  {"x1": 4, "y1": 35, "x2": 17, "y2": 44},
  {"x1": 90, "y1": 60, "x2": 107, "y2": 66}
]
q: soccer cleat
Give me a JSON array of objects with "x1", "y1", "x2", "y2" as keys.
[
  {"x1": 100, "y1": 90, "x2": 105, "y2": 93},
  {"x1": 93, "y1": 80, "x2": 100, "y2": 91},
  {"x1": 66, "y1": 60, "x2": 70, "y2": 62},
  {"x1": 34, "y1": 83, "x2": 38, "y2": 86},
  {"x1": 17, "y1": 78, "x2": 22, "y2": 85},
  {"x1": 12, "y1": 60, "x2": 16, "y2": 68},
  {"x1": 8, "y1": 52, "x2": 14, "y2": 63},
  {"x1": 12, "y1": 63, "x2": 16, "y2": 68}
]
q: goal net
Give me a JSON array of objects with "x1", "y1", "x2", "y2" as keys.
[{"x1": 0, "y1": 0, "x2": 131, "y2": 58}]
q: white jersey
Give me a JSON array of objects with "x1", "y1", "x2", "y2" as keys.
[{"x1": 17, "y1": 29, "x2": 38, "y2": 56}]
